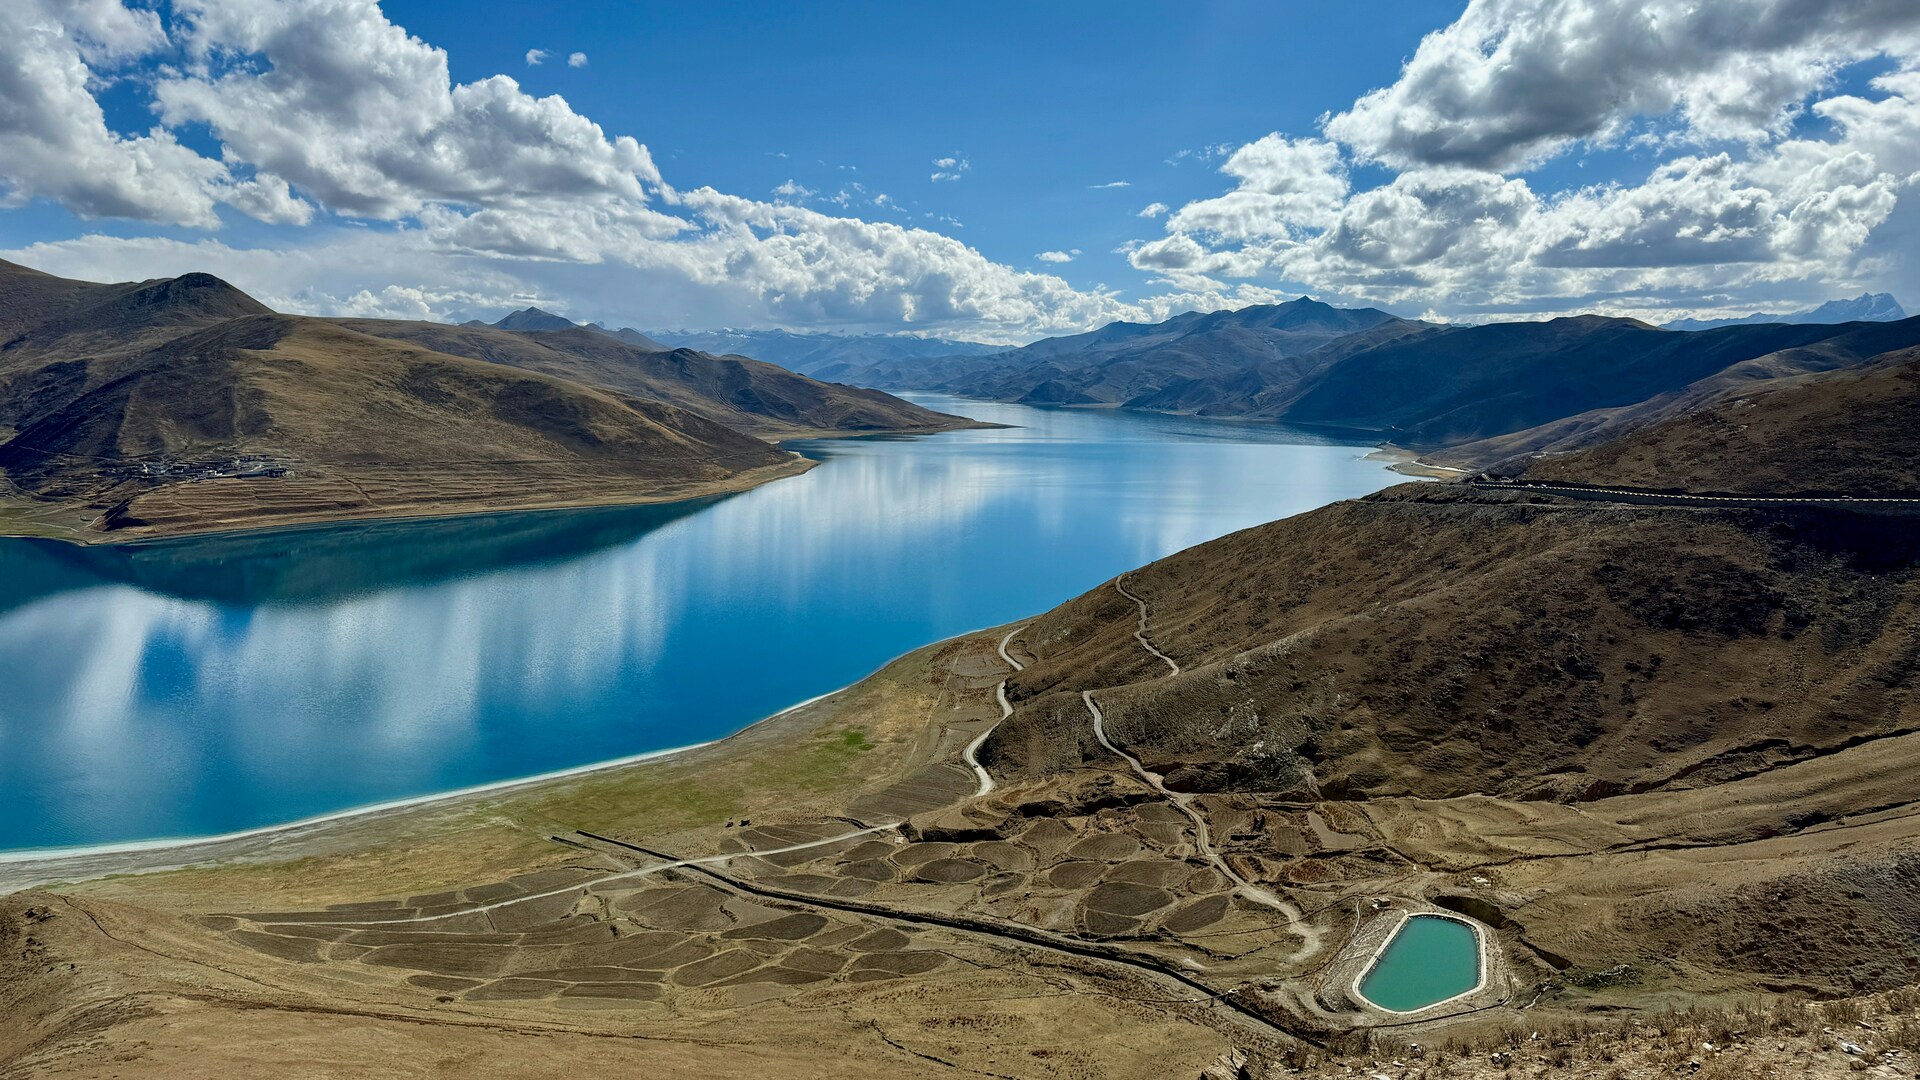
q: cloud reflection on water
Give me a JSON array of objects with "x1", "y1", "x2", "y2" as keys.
[{"x1": 0, "y1": 396, "x2": 1402, "y2": 848}]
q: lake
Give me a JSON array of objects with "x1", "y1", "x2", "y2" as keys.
[{"x1": 0, "y1": 394, "x2": 1401, "y2": 852}]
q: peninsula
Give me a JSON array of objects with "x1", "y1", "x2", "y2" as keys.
[{"x1": 0, "y1": 259, "x2": 976, "y2": 544}]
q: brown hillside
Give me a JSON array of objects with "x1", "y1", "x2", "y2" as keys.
[
  {"x1": 1524, "y1": 344, "x2": 1920, "y2": 494},
  {"x1": 975, "y1": 482, "x2": 1920, "y2": 997},
  {"x1": 990, "y1": 486, "x2": 1920, "y2": 801},
  {"x1": 334, "y1": 319, "x2": 972, "y2": 439},
  {"x1": 6, "y1": 418, "x2": 1920, "y2": 1070},
  {"x1": 0, "y1": 314, "x2": 796, "y2": 538},
  {"x1": 0, "y1": 258, "x2": 973, "y2": 540}
]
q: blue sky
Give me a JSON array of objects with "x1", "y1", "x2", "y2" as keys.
[
  {"x1": 385, "y1": 0, "x2": 1442, "y2": 296},
  {"x1": 2, "y1": 1, "x2": 1917, "y2": 340}
]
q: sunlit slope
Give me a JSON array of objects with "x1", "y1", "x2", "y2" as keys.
[
  {"x1": 336, "y1": 319, "x2": 972, "y2": 439},
  {"x1": 0, "y1": 312, "x2": 796, "y2": 536},
  {"x1": 0, "y1": 257, "x2": 973, "y2": 538},
  {"x1": 1524, "y1": 344, "x2": 1920, "y2": 494}
]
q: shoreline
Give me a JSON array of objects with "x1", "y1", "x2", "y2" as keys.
[
  {"x1": 0, "y1": 740, "x2": 715, "y2": 871},
  {"x1": 0, "y1": 406, "x2": 1401, "y2": 889},
  {"x1": 0, "y1": 416, "x2": 1000, "y2": 549},
  {"x1": 0, "y1": 621, "x2": 1012, "y2": 895},
  {"x1": 1368, "y1": 445, "x2": 1474, "y2": 480},
  {"x1": 0, "y1": 454, "x2": 815, "y2": 549}
]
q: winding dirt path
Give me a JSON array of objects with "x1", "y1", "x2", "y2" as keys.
[
  {"x1": 1116, "y1": 575, "x2": 1180, "y2": 676},
  {"x1": 1086, "y1": 580, "x2": 1322, "y2": 958},
  {"x1": 962, "y1": 624, "x2": 1027, "y2": 798}
]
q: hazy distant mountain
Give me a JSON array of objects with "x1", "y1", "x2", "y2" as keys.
[
  {"x1": 591, "y1": 324, "x2": 672, "y2": 352},
  {"x1": 460, "y1": 308, "x2": 671, "y2": 352},
  {"x1": 463, "y1": 306, "x2": 581, "y2": 332},
  {"x1": 645, "y1": 328, "x2": 999, "y2": 378},
  {"x1": 843, "y1": 297, "x2": 1421, "y2": 408},
  {"x1": 1662, "y1": 292, "x2": 1906, "y2": 331}
]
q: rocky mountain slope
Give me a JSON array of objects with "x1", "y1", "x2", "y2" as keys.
[
  {"x1": 336, "y1": 319, "x2": 968, "y2": 440},
  {"x1": 1270, "y1": 315, "x2": 1920, "y2": 447},
  {"x1": 0, "y1": 259, "x2": 971, "y2": 540},
  {"x1": 1429, "y1": 319, "x2": 1920, "y2": 472},
  {"x1": 846, "y1": 298, "x2": 1419, "y2": 411}
]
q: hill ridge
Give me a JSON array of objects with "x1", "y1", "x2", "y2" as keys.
[{"x1": 0, "y1": 261, "x2": 973, "y2": 540}]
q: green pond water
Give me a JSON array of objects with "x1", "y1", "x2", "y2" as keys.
[{"x1": 1358, "y1": 914, "x2": 1481, "y2": 1012}]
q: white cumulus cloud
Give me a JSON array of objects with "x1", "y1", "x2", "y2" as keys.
[
  {"x1": 1136, "y1": 0, "x2": 1920, "y2": 319},
  {"x1": 0, "y1": 0, "x2": 227, "y2": 226},
  {"x1": 9, "y1": 0, "x2": 1920, "y2": 336},
  {"x1": 771, "y1": 179, "x2": 816, "y2": 202},
  {"x1": 0, "y1": 1, "x2": 1164, "y2": 339},
  {"x1": 154, "y1": 0, "x2": 660, "y2": 222},
  {"x1": 1325, "y1": 0, "x2": 1920, "y2": 172}
]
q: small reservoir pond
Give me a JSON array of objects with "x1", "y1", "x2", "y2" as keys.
[
  {"x1": 1358, "y1": 914, "x2": 1483, "y2": 1012},
  {"x1": 0, "y1": 394, "x2": 1402, "y2": 852}
]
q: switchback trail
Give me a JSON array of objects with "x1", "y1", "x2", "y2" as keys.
[
  {"x1": 1085, "y1": 580, "x2": 1322, "y2": 959},
  {"x1": 962, "y1": 624, "x2": 1027, "y2": 798},
  {"x1": 210, "y1": 619, "x2": 1335, "y2": 1046},
  {"x1": 1117, "y1": 575, "x2": 1180, "y2": 676}
]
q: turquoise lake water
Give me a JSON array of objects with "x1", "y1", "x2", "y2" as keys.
[
  {"x1": 0, "y1": 394, "x2": 1401, "y2": 852},
  {"x1": 1358, "y1": 914, "x2": 1483, "y2": 1012}
]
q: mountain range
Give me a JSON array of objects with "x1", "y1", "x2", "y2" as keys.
[
  {"x1": 641, "y1": 327, "x2": 1001, "y2": 378},
  {"x1": 0, "y1": 261, "x2": 969, "y2": 541},
  {"x1": 826, "y1": 295, "x2": 1920, "y2": 471},
  {"x1": 1661, "y1": 292, "x2": 1908, "y2": 331}
]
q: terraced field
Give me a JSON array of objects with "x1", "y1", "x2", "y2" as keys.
[
  {"x1": 192, "y1": 612, "x2": 1410, "y2": 1047},
  {"x1": 207, "y1": 862, "x2": 961, "y2": 1008}
]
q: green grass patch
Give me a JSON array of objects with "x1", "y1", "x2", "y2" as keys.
[
  {"x1": 504, "y1": 725, "x2": 882, "y2": 833},
  {"x1": 0, "y1": 502, "x2": 80, "y2": 540},
  {"x1": 511, "y1": 771, "x2": 746, "y2": 836},
  {"x1": 741, "y1": 725, "x2": 880, "y2": 795}
]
